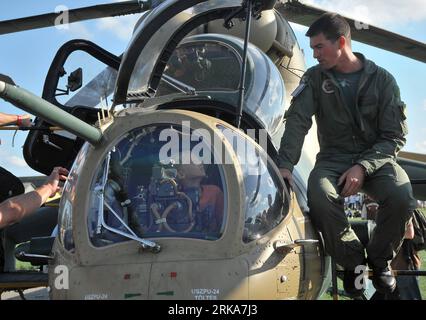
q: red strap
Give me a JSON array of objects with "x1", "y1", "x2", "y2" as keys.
[{"x1": 17, "y1": 115, "x2": 22, "y2": 126}]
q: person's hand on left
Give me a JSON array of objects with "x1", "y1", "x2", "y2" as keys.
[
  {"x1": 338, "y1": 164, "x2": 366, "y2": 197},
  {"x1": 45, "y1": 167, "x2": 69, "y2": 197}
]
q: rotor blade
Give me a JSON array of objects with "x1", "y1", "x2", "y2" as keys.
[
  {"x1": 276, "y1": 0, "x2": 426, "y2": 63},
  {"x1": 0, "y1": 0, "x2": 155, "y2": 35}
]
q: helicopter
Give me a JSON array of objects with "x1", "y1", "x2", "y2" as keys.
[{"x1": 0, "y1": 0, "x2": 425, "y2": 300}]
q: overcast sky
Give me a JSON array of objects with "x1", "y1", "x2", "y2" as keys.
[{"x1": 0, "y1": 0, "x2": 425, "y2": 177}]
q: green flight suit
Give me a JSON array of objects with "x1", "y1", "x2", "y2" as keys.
[{"x1": 277, "y1": 53, "x2": 417, "y2": 269}]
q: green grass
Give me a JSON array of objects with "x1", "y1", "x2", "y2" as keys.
[
  {"x1": 319, "y1": 279, "x2": 351, "y2": 300},
  {"x1": 16, "y1": 260, "x2": 38, "y2": 271}
]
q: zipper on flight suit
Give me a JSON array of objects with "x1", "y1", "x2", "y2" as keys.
[
  {"x1": 323, "y1": 71, "x2": 353, "y2": 121},
  {"x1": 354, "y1": 72, "x2": 370, "y2": 133},
  {"x1": 323, "y1": 71, "x2": 359, "y2": 148}
]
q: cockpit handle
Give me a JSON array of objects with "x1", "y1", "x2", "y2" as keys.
[{"x1": 273, "y1": 239, "x2": 319, "y2": 254}]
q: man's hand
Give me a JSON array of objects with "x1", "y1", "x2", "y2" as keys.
[
  {"x1": 338, "y1": 164, "x2": 365, "y2": 197},
  {"x1": 279, "y1": 168, "x2": 294, "y2": 189},
  {"x1": 45, "y1": 167, "x2": 69, "y2": 197}
]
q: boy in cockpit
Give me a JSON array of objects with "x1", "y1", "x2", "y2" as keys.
[{"x1": 175, "y1": 160, "x2": 224, "y2": 234}]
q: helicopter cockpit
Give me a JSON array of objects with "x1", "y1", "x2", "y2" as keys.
[
  {"x1": 87, "y1": 124, "x2": 227, "y2": 246},
  {"x1": 56, "y1": 115, "x2": 289, "y2": 254}
]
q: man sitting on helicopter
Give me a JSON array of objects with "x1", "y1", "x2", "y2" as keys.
[{"x1": 277, "y1": 13, "x2": 416, "y2": 297}]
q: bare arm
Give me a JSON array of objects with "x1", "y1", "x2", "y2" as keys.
[
  {"x1": 0, "y1": 111, "x2": 32, "y2": 127},
  {"x1": 0, "y1": 167, "x2": 68, "y2": 228}
]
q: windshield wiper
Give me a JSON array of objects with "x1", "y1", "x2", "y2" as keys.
[{"x1": 162, "y1": 74, "x2": 196, "y2": 95}]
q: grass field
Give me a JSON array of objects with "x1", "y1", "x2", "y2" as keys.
[{"x1": 16, "y1": 260, "x2": 37, "y2": 271}]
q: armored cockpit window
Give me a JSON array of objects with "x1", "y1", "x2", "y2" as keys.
[
  {"x1": 88, "y1": 125, "x2": 227, "y2": 247},
  {"x1": 58, "y1": 143, "x2": 90, "y2": 252},
  {"x1": 217, "y1": 125, "x2": 289, "y2": 243},
  {"x1": 156, "y1": 42, "x2": 241, "y2": 95}
]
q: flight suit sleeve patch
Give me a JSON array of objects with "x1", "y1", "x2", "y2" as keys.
[{"x1": 290, "y1": 75, "x2": 309, "y2": 98}]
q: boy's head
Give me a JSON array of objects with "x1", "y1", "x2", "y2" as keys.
[
  {"x1": 176, "y1": 163, "x2": 206, "y2": 180},
  {"x1": 176, "y1": 152, "x2": 207, "y2": 188}
]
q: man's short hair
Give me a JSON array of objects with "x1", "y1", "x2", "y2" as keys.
[{"x1": 305, "y1": 13, "x2": 351, "y2": 42}]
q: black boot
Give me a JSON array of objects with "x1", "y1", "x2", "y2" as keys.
[
  {"x1": 372, "y1": 267, "x2": 396, "y2": 294},
  {"x1": 343, "y1": 269, "x2": 365, "y2": 297}
]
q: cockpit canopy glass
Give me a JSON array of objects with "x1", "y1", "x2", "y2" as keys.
[
  {"x1": 123, "y1": 0, "x2": 241, "y2": 98},
  {"x1": 217, "y1": 125, "x2": 288, "y2": 242},
  {"x1": 58, "y1": 142, "x2": 90, "y2": 252},
  {"x1": 88, "y1": 124, "x2": 227, "y2": 247},
  {"x1": 156, "y1": 42, "x2": 241, "y2": 95}
]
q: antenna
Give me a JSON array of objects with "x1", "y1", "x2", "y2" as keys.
[
  {"x1": 235, "y1": 0, "x2": 253, "y2": 129},
  {"x1": 235, "y1": 0, "x2": 277, "y2": 129}
]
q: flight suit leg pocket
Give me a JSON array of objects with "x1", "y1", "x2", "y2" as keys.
[{"x1": 368, "y1": 163, "x2": 397, "y2": 182}]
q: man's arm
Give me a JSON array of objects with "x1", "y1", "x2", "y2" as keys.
[
  {"x1": 0, "y1": 111, "x2": 32, "y2": 127},
  {"x1": 339, "y1": 74, "x2": 406, "y2": 197},
  {"x1": 277, "y1": 70, "x2": 317, "y2": 182},
  {"x1": 356, "y1": 73, "x2": 407, "y2": 176},
  {"x1": 0, "y1": 167, "x2": 68, "y2": 228}
]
